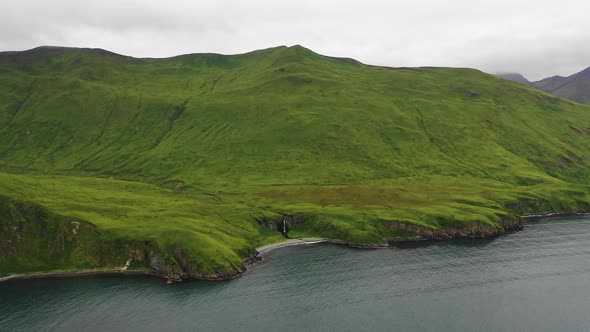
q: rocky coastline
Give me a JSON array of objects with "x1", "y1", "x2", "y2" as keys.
[
  {"x1": 2, "y1": 211, "x2": 588, "y2": 284},
  {"x1": 385, "y1": 218, "x2": 524, "y2": 243},
  {"x1": 0, "y1": 268, "x2": 160, "y2": 283}
]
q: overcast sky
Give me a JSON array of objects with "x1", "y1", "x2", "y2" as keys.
[{"x1": 1, "y1": 0, "x2": 588, "y2": 80}]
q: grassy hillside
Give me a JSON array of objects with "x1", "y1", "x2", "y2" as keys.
[{"x1": 2, "y1": 45, "x2": 590, "y2": 278}]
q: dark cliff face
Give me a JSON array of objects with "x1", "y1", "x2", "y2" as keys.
[
  {"x1": 257, "y1": 214, "x2": 306, "y2": 237},
  {"x1": 385, "y1": 218, "x2": 523, "y2": 242},
  {"x1": 145, "y1": 247, "x2": 247, "y2": 281}
]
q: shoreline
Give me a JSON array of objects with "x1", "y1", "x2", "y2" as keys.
[
  {"x1": 0, "y1": 268, "x2": 159, "y2": 283},
  {"x1": 0, "y1": 238, "x2": 373, "y2": 284},
  {"x1": 255, "y1": 237, "x2": 347, "y2": 256},
  {"x1": 521, "y1": 211, "x2": 590, "y2": 219},
  {"x1": 2, "y1": 210, "x2": 588, "y2": 284}
]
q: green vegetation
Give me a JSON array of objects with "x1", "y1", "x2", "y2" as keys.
[{"x1": 2, "y1": 45, "x2": 590, "y2": 277}]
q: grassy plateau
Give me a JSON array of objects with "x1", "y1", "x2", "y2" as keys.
[{"x1": 2, "y1": 45, "x2": 590, "y2": 279}]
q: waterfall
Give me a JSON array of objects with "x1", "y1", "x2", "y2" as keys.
[{"x1": 283, "y1": 217, "x2": 287, "y2": 236}]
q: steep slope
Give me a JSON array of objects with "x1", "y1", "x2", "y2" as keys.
[{"x1": 2, "y1": 45, "x2": 590, "y2": 279}]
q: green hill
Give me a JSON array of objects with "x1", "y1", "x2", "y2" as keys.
[{"x1": 3, "y1": 45, "x2": 590, "y2": 280}]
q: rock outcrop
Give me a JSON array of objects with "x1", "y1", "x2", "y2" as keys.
[
  {"x1": 385, "y1": 218, "x2": 523, "y2": 242},
  {"x1": 257, "y1": 214, "x2": 306, "y2": 237}
]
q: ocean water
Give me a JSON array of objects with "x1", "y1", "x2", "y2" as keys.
[{"x1": 2, "y1": 215, "x2": 590, "y2": 331}]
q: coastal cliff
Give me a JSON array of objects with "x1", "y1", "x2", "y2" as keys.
[
  {"x1": 0, "y1": 201, "x2": 577, "y2": 283},
  {"x1": 385, "y1": 218, "x2": 524, "y2": 242},
  {"x1": 0, "y1": 195, "x2": 101, "y2": 275},
  {"x1": 0, "y1": 194, "x2": 257, "y2": 282}
]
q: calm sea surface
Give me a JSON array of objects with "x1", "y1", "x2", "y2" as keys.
[{"x1": 2, "y1": 215, "x2": 590, "y2": 331}]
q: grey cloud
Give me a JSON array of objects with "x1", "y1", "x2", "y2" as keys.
[{"x1": 1, "y1": 0, "x2": 588, "y2": 80}]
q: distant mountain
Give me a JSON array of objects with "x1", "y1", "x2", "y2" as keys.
[
  {"x1": 497, "y1": 67, "x2": 590, "y2": 105},
  {"x1": 497, "y1": 73, "x2": 531, "y2": 86},
  {"x1": 533, "y1": 67, "x2": 590, "y2": 105},
  {"x1": 533, "y1": 75, "x2": 567, "y2": 91}
]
